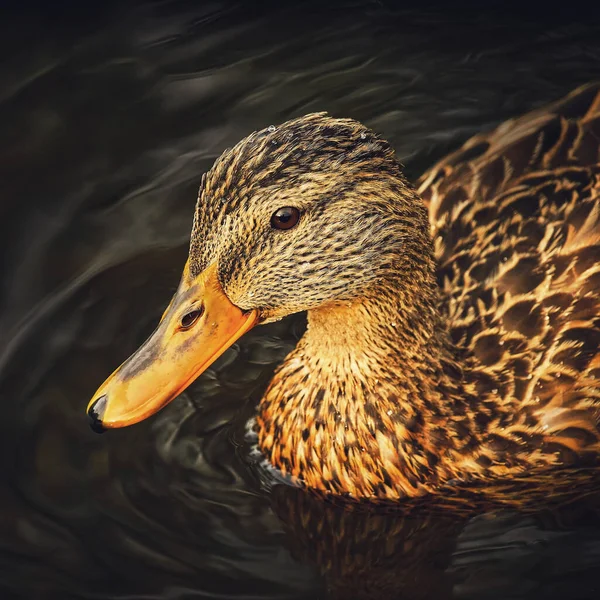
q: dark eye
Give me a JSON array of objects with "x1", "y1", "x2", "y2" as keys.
[
  {"x1": 271, "y1": 206, "x2": 300, "y2": 230},
  {"x1": 180, "y1": 307, "x2": 203, "y2": 329}
]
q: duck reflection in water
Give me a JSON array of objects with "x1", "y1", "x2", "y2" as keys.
[
  {"x1": 266, "y1": 474, "x2": 600, "y2": 600},
  {"x1": 269, "y1": 483, "x2": 464, "y2": 600}
]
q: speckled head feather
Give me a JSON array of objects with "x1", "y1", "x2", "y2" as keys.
[{"x1": 188, "y1": 113, "x2": 435, "y2": 324}]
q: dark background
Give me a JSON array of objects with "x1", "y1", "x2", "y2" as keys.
[{"x1": 1, "y1": 1, "x2": 600, "y2": 599}]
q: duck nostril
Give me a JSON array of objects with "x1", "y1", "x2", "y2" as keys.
[{"x1": 88, "y1": 395, "x2": 108, "y2": 434}]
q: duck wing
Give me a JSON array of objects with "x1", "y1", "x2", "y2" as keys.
[{"x1": 418, "y1": 83, "x2": 600, "y2": 465}]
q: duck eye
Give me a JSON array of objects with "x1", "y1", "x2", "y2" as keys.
[
  {"x1": 271, "y1": 206, "x2": 300, "y2": 230},
  {"x1": 180, "y1": 307, "x2": 203, "y2": 329}
]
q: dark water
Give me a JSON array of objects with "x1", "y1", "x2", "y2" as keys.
[{"x1": 2, "y1": 1, "x2": 600, "y2": 598}]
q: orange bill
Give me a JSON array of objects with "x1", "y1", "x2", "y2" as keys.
[{"x1": 86, "y1": 262, "x2": 259, "y2": 432}]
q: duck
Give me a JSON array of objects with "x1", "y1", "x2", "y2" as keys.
[{"x1": 86, "y1": 82, "x2": 600, "y2": 501}]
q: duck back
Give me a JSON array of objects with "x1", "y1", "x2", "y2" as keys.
[{"x1": 418, "y1": 83, "x2": 600, "y2": 465}]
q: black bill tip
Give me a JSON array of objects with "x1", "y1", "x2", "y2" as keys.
[{"x1": 88, "y1": 395, "x2": 107, "y2": 434}]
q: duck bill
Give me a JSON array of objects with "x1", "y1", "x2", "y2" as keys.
[{"x1": 86, "y1": 263, "x2": 259, "y2": 431}]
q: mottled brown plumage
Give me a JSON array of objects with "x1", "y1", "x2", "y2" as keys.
[{"x1": 182, "y1": 83, "x2": 600, "y2": 499}]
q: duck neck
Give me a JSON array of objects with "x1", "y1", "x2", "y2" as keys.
[{"x1": 256, "y1": 273, "x2": 475, "y2": 499}]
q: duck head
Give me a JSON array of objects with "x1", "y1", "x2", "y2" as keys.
[{"x1": 87, "y1": 113, "x2": 433, "y2": 432}]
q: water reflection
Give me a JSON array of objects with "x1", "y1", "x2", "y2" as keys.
[
  {"x1": 272, "y1": 477, "x2": 600, "y2": 600},
  {"x1": 271, "y1": 486, "x2": 465, "y2": 600},
  {"x1": 3, "y1": 1, "x2": 600, "y2": 598}
]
